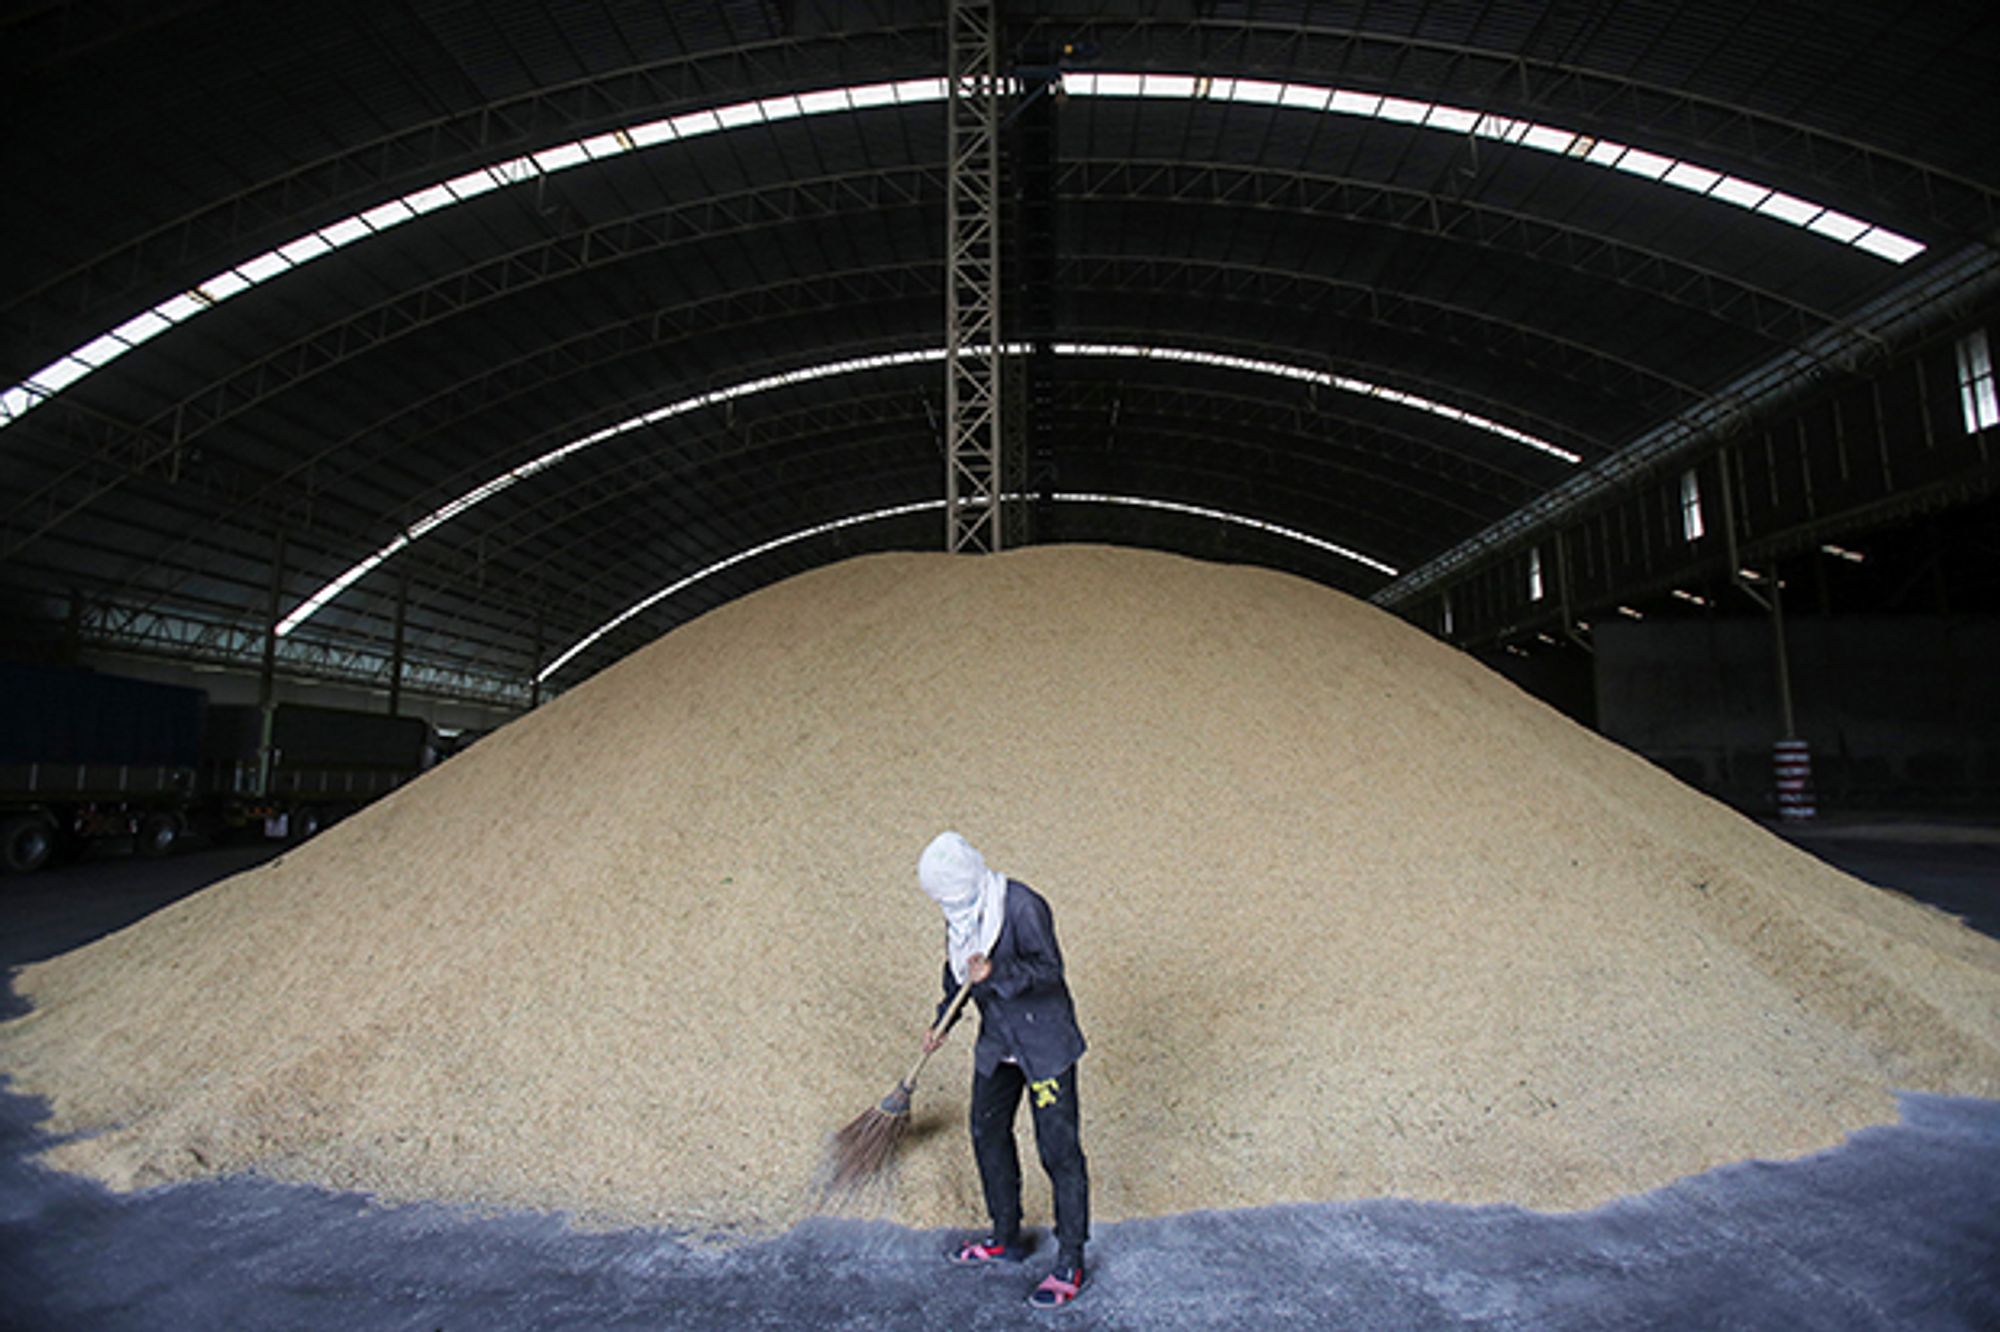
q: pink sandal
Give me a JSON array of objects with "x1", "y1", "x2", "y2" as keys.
[
  {"x1": 1029, "y1": 1265, "x2": 1085, "y2": 1308},
  {"x1": 949, "y1": 1236, "x2": 1026, "y2": 1266}
]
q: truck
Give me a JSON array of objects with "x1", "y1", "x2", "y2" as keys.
[
  {"x1": 0, "y1": 663, "x2": 207, "y2": 874},
  {"x1": 200, "y1": 703, "x2": 434, "y2": 842},
  {"x1": 1, "y1": 664, "x2": 435, "y2": 875}
]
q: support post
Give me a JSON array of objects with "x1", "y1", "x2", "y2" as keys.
[
  {"x1": 258, "y1": 532, "x2": 286, "y2": 797},
  {"x1": 530, "y1": 605, "x2": 545, "y2": 709},
  {"x1": 1768, "y1": 564, "x2": 1817, "y2": 820},
  {"x1": 944, "y1": 0, "x2": 1004, "y2": 553},
  {"x1": 1720, "y1": 455, "x2": 1810, "y2": 817},
  {"x1": 388, "y1": 572, "x2": 408, "y2": 716},
  {"x1": 1768, "y1": 565, "x2": 1797, "y2": 741}
]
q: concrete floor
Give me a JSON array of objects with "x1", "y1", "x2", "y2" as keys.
[{"x1": 2, "y1": 828, "x2": 1996, "y2": 1330}]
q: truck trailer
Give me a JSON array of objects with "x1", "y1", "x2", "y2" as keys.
[
  {"x1": 201, "y1": 703, "x2": 434, "y2": 841},
  {"x1": 0, "y1": 663, "x2": 207, "y2": 874},
  {"x1": 2, "y1": 665, "x2": 435, "y2": 874}
]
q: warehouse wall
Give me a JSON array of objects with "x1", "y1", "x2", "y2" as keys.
[
  {"x1": 1473, "y1": 645, "x2": 1596, "y2": 730},
  {"x1": 1594, "y1": 616, "x2": 2000, "y2": 815}
]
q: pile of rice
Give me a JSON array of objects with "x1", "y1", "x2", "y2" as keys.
[{"x1": 5, "y1": 546, "x2": 1997, "y2": 1234}]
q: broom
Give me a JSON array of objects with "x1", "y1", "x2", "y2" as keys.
[{"x1": 825, "y1": 973, "x2": 975, "y2": 1194}]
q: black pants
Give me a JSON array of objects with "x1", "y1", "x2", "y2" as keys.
[{"x1": 969, "y1": 1061, "x2": 1089, "y2": 1265}]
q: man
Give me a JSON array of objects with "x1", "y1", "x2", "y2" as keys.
[{"x1": 917, "y1": 830, "x2": 1090, "y2": 1310}]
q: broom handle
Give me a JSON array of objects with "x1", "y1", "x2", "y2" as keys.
[{"x1": 900, "y1": 973, "x2": 976, "y2": 1090}]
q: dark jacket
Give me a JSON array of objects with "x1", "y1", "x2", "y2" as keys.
[{"x1": 936, "y1": 879, "x2": 1087, "y2": 1080}]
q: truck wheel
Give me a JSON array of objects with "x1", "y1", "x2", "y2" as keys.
[
  {"x1": 290, "y1": 806, "x2": 323, "y2": 842},
  {"x1": 2, "y1": 816, "x2": 56, "y2": 875},
  {"x1": 136, "y1": 812, "x2": 182, "y2": 859}
]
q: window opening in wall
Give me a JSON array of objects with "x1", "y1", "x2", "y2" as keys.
[
  {"x1": 1527, "y1": 547, "x2": 1544, "y2": 601},
  {"x1": 1680, "y1": 468, "x2": 1705, "y2": 541},
  {"x1": 1956, "y1": 328, "x2": 1998, "y2": 432}
]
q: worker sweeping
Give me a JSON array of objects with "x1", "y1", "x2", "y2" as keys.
[{"x1": 917, "y1": 830, "x2": 1090, "y2": 1310}]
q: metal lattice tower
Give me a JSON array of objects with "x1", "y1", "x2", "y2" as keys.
[{"x1": 944, "y1": 0, "x2": 1004, "y2": 553}]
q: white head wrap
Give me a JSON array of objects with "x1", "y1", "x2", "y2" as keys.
[{"x1": 918, "y1": 831, "x2": 1008, "y2": 984}]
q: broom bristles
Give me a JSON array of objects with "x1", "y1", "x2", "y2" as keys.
[{"x1": 823, "y1": 1086, "x2": 913, "y2": 1196}]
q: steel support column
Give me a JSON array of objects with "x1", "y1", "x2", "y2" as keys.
[
  {"x1": 389, "y1": 572, "x2": 408, "y2": 717},
  {"x1": 945, "y1": 0, "x2": 1005, "y2": 553},
  {"x1": 258, "y1": 533, "x2": 285, "y2": 796}
]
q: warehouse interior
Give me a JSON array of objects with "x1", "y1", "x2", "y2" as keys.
[{"x1": 3, "y1": 3, "x2": 1998, "y2": 1328}]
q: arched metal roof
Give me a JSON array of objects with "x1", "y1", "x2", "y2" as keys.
[{"x1": 3, "y1": 1, "x2": 1996, "y2": 701}]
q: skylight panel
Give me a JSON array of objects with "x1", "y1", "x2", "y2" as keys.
[
  {"x1": 72, "y1": 334, "x2": 130, "y2": 367},
  {"x1": 276, "y1": 342, "x2": 1514, "y2": 637},
  {"x1": 537, "y1": 498, "x2": 947, "y2": 680},
  {"x1": 277, "y1": 233, "x2": 333, "y2": 265},
  {"x1": 1804, "y1": 209, "x2": 1869, "y2": 243},
  {"x1": 1707, "y1": 175, "x2": 1770, "y2": 209},
  {"x1": 193, "y1": 269, "x2": 252, "y2": 302},
  {"x1": 3, "y1": 72, "x2": 1930, "y2": 438},
  {"x1": 1956, "y1": 328, "x2": 1998, "y2": 433},
  {"x1": 29, "y1": 356, "x2": 95, "y2": 395},
  {"x1": 1680, "y1": 469, "x2": 1705, "y2": 541},
  {"x1": 409, "y1": 183, "x2": 464, "y2": 215},
  {"x1": 1227, "y1": 79, "x2": 1286, "y2": 105},
  {"x1": 889, "y1": 77, "x2": 947, "y2": 103},
  {"x1": 577, "y1": 130, "x2": 631, "y2": 158},
  {"x1": 530, "y1": 142, "x2": 592, "y2": 173},
  {"x1": 758, "y1": 93, "x2": 806, "y2": 122},
  {"x1": 1755, "y1": 191, "x2": 1822, "y2": 226},
  {"x1": 153, "y1": 293, "x2": 207, "y2": 324},
  {"x1": 792, "y1": 87, "x2": 848, "y2": 116},
  {"x1": 845, "y1": 81, "x2": 903, "y2": 109},
  {"x1": 358, "y1": 198, "x2": 416, "y2": 231},
  {"x1": 1611, "y1": 147, "x2": 1674, "y2": 180},
  {"x1": 1061, "y1": 343, "x2": 1575, "y2": 460},
  {"x1": 670, "y1": 108, "x2": 724, "y2": 139},
  {"x1": 235, "y1": 250, "x2": 292, "y2": 283},
  {"x1": 274, "y1": 542, "x2": 406, "y2": 636},
  {"x1": 1662, "y1": 161, "x2": 1722, "y2": 194},
  {"x1": 713, "y1": 102, "x2": 765, "y2": 130},
  {"x1": 317, "y1": 216, "x2": 375, "y2": 249},
  {"x1": 110, "y1": 309, "x2": 172, "y2": 345},
  {"x1": 1521, "y1": 125, "x2": 1575, "y2": 154},
  {"x1": 1069, "y1": 72, "x2": 1920, "y2": 260},
  {"x1": 493, "y1": 156, "x2": 539, "y2": 186},
  {"x1": 1425, "y1": 105, "x2": 1480, "y2": 134},
  {"x1": 1852, "y1": 228, "x2": 1924, "y2": 264},
  {"x1": 442, "y1": 168, "x2": 502, "y2": 201},
  {"x1": 624, "y1": 116, "x2": 680, "y2": 147},
  {"x1": 1056, "y1": 493, "x2": 1398, "y2": 575}
]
